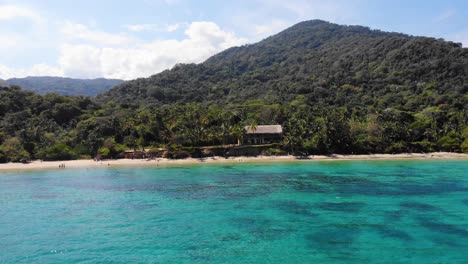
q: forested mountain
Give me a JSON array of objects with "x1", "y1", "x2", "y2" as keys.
[
  {"x1": 100, "y1": 20, "x2": 467, "y2": 111},
  {"x1": 7, "y1": 76, "x2": 123, "y2": 96},
  {"x1": 1, "y1": 20, "x2": 467, "y2": 162}
]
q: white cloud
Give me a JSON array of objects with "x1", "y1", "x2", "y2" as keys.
[
  {"x1": 143, "y1": 0, "x2": 181, "y2": 6},
  {"x1": 0, "y1": 64, "x2": 63, "y2": 79},
  {"x1": 0, "y1": 4, "x2": 53, "y2": 76},
  {"x1": 28, "y1": 64, "x2": 64, "y2": 76},
  {"x1": 254, "y1": 19, "x2": 289, "y2": 38},
  {"x1": 185, "y1": 22, "x2": 246, "y2": 50},
  {"x1": 123, "y1": 22, "x2": 183, "y2": 32},
  {"x1": 0, "y1": 1, "x2": 359, "y2": 81},
  {"x1": 232, "y1": 0, "x2": 360, "y2": 42},
  {"x1": 58, "y1": 44, "x2": 102, "y2": 78},
  {"x1": 48, "y1": 21, "x2": 248, "y2": 80},
  {"x1": 0, "y1": 4, "x2": 41, "y2": 22},
  {"x1": 2, "y1": 20, "x2": 249, "y2": 80},
  {"x1": 61, "y1": 21, "x2": 134, "y2": 46},
  {"x1": 124, "y1": 24, "x2": 159, "y2": 32},
  {"x1": 0, "y1": 7, "x2": 47, "y2": 77},
  {"x1": 162, "y1": 0, "x2": 180, "y2": 5},
  {"x1": 434, "y1": 9, "x2": 456, "y2": 23},
  {"x1": 166, "y1": 23, "x2": 181, "y2": 32},
  {"x1": 0, "y1": 34, "x2": 25, "y2": 49}
]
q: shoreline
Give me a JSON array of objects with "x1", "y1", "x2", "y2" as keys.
[{"x1": 0, "y1": 152, "x2": 467, "y2": 172}]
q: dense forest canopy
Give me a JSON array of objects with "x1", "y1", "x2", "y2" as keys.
[
  {"x1": 99, "y1": 20, "x2": 467, "y2": 108},
  {"x1": 6, "y1": 76, "x2": 123, "y2": 96},
  {"x1": 0, "y1": 20, "x2": 467, "y2": 162}
]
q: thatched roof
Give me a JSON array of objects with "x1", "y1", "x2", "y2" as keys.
[{"x1": 244, "y1": 125, "x2": 282, "y2": 134}]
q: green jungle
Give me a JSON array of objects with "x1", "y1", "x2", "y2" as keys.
[{"x1": 1, "y1": 20, "x2": 467, "y2": 162}]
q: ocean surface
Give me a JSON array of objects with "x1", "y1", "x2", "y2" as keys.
[{"x1": 0, "y1": 160, "x2": 467, "y2": 263}]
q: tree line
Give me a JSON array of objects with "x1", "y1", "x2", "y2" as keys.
[{"x1": 1, "y1": 86, "x2": 467, "y2": 162}]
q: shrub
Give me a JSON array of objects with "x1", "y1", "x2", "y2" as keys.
[
  {"x1": 37, "y1": 143, "x2": 77, "y2": 161},
  {"x1": 98, "y1": 147, "x2": 111, "y2": 159},
  {"x1": 411, "y1": 140, "x2": 435, "y2": 153},
  {"x1": 263, "y1": 148, "x2": 287, "y2": 156},
  {"x1": 384, "y1": 141, "x2": 409, "y2": 154},
  {"x1": 0, "y1": 148, "x2": 7, "y2": 163},
  {"x1": 182, "y1": 146, "x2": 202, "y2": 158},
  {"x1": 460, "y1": 128, "x2": 468, "y2": 153},
  {"x1": 1, "y1": 137, "x2": 30, "y2": 162},
  {"x1": 101, "y1": 138, "x2": 126, "y2": 158},
  {"x1": 73, "y1": 144, "x2": 90, "y2": 156},
  {"x1": 168, "y1": 144, "x2": 182, "y2": 151},
  {"x1": 148, "y1": 148, "x2": 164, "y2": 158},
  {"x1": 172, "y1": 150, "x2": 190, "y2": 159},
  {"x1": 437, "y1": 134, "x2": 461, "y2": 152},
  {"x1": 461, "y1": 139, "x2": 468, "y2": 153}
]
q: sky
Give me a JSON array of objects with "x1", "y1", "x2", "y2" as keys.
[{"x1": 0, "y1": 0, "x2": 467, "y2": 80}]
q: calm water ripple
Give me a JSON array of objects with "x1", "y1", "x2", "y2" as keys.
[{"x1": 0, "y1": 160, "x2": 467, "y2": 263}]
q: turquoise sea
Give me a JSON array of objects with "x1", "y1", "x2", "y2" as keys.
[{"x1": 1, "y1": 160, "x2": 467, "y2": 263}]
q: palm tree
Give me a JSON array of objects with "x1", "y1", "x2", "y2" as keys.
[
  {"x1": 247, "y1": 119, "x2": 258, "y2": 133},
  {"x1": 231, "y1": 125, "x2": 246, "y2": 146}
]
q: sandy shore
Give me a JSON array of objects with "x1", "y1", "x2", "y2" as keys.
[{"x1": 0, "y1": 152, "x2": 467, "y2": 172}]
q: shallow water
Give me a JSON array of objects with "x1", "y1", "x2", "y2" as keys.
[{"x1": 1, "y1": 160, "x2": 467, "y2": 263}]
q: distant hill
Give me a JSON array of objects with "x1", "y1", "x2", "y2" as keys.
[
  {"x1": 99, "y1": 19, "x2": 467, "y2": 111},
  {"x1": 7, "y1": 76, "x2": 124, "y2": 97},
  {"x1": 0, "y1": 78, "x2": 7, "y2": 87}
]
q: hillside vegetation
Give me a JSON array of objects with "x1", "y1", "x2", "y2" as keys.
[
  {"x1": 100, "y1": 20, "x2": 467, "y2": 109},
  {"x1": 1, "y1": 20, "x2": 467, "y2": 162}
]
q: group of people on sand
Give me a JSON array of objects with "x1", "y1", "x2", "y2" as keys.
[{"x1": 58, "y1": 163, "x2": 66, "y2": 168}]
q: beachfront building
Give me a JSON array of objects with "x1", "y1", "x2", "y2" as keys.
[{"x1": 244, "y1": 125, "x2": 283, "y2": 145}]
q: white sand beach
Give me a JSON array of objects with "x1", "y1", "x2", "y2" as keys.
[{"x1": 0, "y1": 152, "x2": 467, "y2": 172}]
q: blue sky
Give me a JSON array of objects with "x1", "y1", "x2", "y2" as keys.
[{"x1": 0, "y1": 0, "x2": 467, "y2": 80}]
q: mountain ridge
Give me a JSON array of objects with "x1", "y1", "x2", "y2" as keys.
[
  {"x1": 98, "y1": 19, "x2": 467, "y2": 110},
  {"x1": 6, "y1": 76, "x2": 124, "y2": 97}
]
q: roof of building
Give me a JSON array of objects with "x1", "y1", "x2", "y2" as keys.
[
  {"x1": 124, "y1": 148, "x2": 153, "y2": 153},
  {"x1": 244, "y1": 125, "x2": 283, "y2": 134}
]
